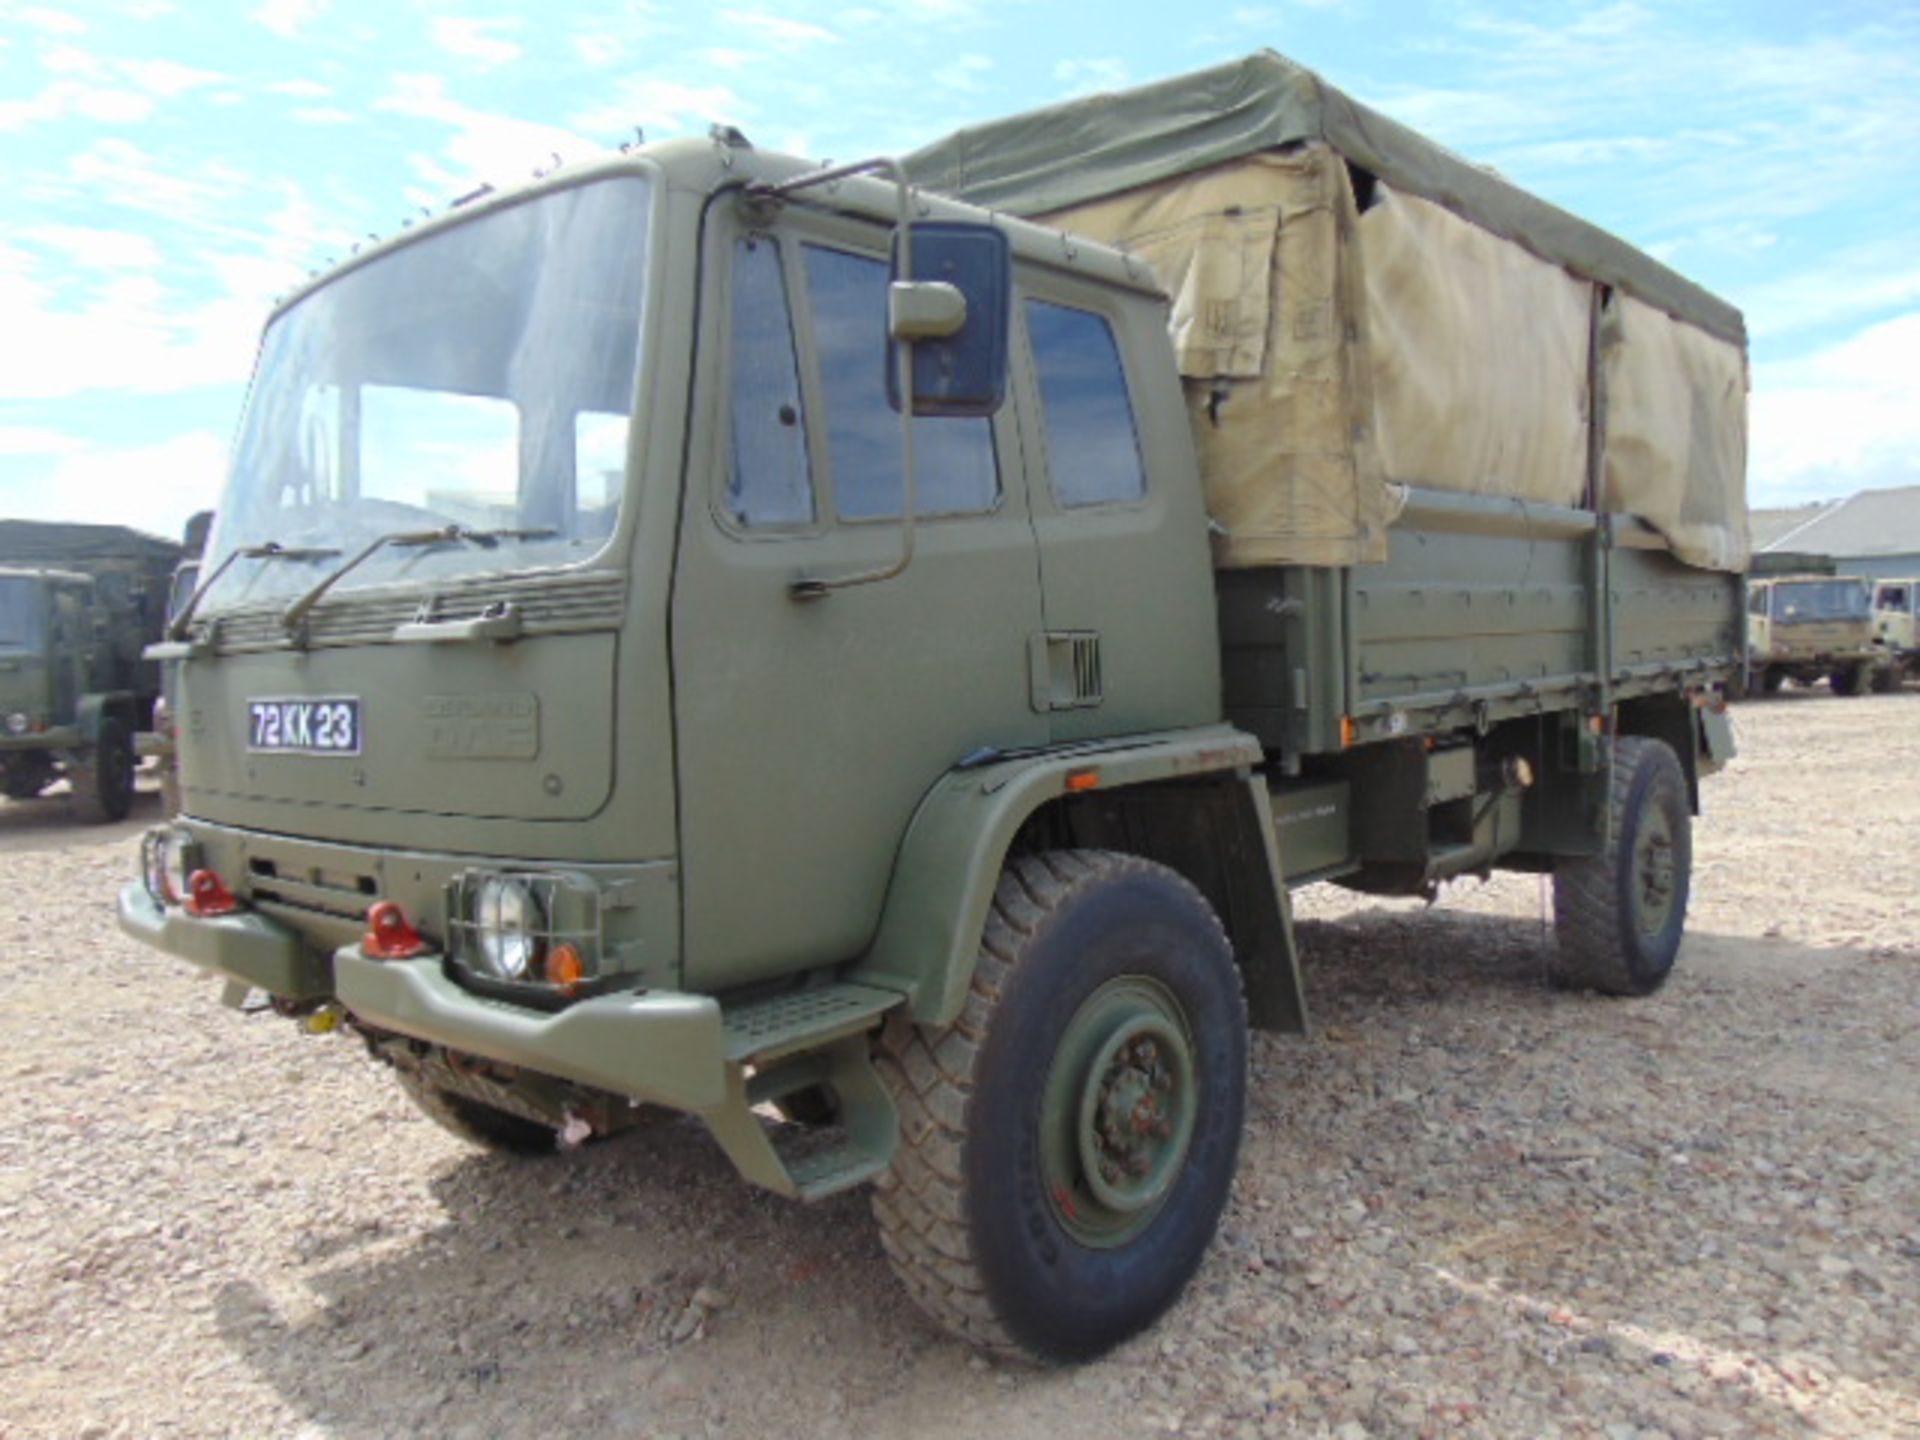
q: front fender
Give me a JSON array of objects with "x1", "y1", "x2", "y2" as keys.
[{"x1": 851, "y1": 724, "x2": 1289, "y2": 1028}]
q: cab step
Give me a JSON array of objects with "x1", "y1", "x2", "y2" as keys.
[{"x1": 705, "y1": 981, "x2": 906, "y2": 1202}]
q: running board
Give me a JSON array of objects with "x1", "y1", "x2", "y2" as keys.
[{"x1": 704, "y1": 982, "x2": 904, "y2": 1202}]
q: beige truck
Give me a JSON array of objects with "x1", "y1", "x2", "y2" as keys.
[
  {"x1": 1873, "y1": 579, "x2": 1919, "y2": 684},
  {"x1": 1744, "y1": 574, "x2": 1894, "y2": 695}
]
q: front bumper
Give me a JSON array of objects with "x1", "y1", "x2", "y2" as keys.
[
  {"x1": 117, "y1": 881, "x2": 726, "y2": 1112},
  {"x1": 118, "y1": 882, "x2": 330, "y2": 998}
]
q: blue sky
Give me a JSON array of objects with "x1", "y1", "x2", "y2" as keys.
[{"x1": 3, "y1": 0, "x2": 1916, "y2": 541}]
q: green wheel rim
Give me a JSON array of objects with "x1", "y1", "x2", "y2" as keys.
[
  {"x1": 1631, "y1": 803, "x2": 1678, "y2": 938},
  {"x1": 1039, "y1": 976, "x2": 1199, "y2": 1249}
]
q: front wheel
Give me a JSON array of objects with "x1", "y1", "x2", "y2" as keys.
[
  {"x1": 67, "y1": 718, "x2": 135, "y2": 822},
  {"x1": 871, "y1": 851, "x2": 1247, "y2": 1362},
  {"x1": 1830, "y1": 665, "x2": 1866, "y2": 696},
  {"x1": 393, "y1": 1065, "x2": 558, "y2": 1155},
  {"x1": 1552, "y1": 737, "x2": 1691, "y2": 995}
]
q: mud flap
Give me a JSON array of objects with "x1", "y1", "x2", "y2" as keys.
[{"x1": 1695, "y1": 700, "x2": 1736, "y2": 776}]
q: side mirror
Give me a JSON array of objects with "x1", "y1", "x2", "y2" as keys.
[{"x1": 887, "y1": 222, "x2": 1010, "y2": 418}]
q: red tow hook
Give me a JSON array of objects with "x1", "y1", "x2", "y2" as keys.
[
  {"x1": 363, "y1": 901, "x2": 428, "y2": 959},
  {"x1": 185, "y1": 869, "x2": 241, "y2": 917}
]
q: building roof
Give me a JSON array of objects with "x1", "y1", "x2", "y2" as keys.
[
  {"x1": 1759, "y1": 486, "x2": 1920, "y2": 559},
  {"x1": 1750, "y1": 501, "x2": 1836, "y2": 551}
]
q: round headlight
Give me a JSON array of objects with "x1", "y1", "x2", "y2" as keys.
[
  {"x1": 471, "y1": 876, "x2": 539, "y2": 980},
  {"x1": 5, "y1": 712, "x2": 28, "y2": 736}
]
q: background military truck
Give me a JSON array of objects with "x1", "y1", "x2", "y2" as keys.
[
  {"x1": 0, "y1": 520, "x2": 182, "y2": 820},
  {"x1": 119, "y1": 52, "x2": 1743, "y2": 1362},
  {"x1": 1743, "y1": 572, "x2": 1890, "y2": 695},
  {"x1": 1872, "y1": 578, "x2": 1919, "y2": 684}
]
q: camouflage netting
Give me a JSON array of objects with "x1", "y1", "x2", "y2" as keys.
[{"x1": 908, "y1": 51, "x2": 1750, "y2": 572}]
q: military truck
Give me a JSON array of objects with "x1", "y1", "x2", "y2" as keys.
[
  {"x1": 139, "y1": 511, "x2": 215, "y2": 815},
  {"x1": 0, "y1": 520, "x2": 181, "y2": 820},
  {"x1": 118, "y1": 53, "x2": 1744, "y2": 1361},
  {"x1": 1872, "y1": 578, "x2": 1919, "y2": 685},
  {"x1": 1743, "y1": 573, "x2": 1891, "y2": 695}
]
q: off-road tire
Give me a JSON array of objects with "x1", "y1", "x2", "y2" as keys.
[
  {"x1": 1552, "y1": 736, "x2": 1691, "y2": 996},
  {"x1": 393, "y1": 1065, "x2": 558, "y2": 1155},
  {"x1": 871, "y1": 851, "x2": 1247, "y2": 1363},
  {"x1": 1760, "y1": 668, "x2": 1784, "y2": 694},
  {"x1": 67, "y1": 718, "x2": 135, "y2": 823},
  {"x1": 1829, "y1": 665, "x2": 1865, "y2": 696},
  {"x1": 1870, "y1": 663, "x2": 1900, "y2": 694}
]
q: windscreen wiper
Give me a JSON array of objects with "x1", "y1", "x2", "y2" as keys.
[
  {"x1": 280, "y1": 524, "x2": 556, "y2": 638},
  {"x1": 167, "y1": 541, "x2": 341, "y2": 641}
]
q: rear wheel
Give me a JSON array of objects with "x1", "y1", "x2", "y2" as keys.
[
  {"x1": 871, "y1": 851, "x2": 1247, "y2": 1362},
  {"x1": 393, "y1": 1065, "x2": 558, "y2": 1155},
  {"x1": 1552, "y1": 737, "x2": 1691, "y2": 996},
  {"x1": 1829, "y1": 665, "x2": 1865, "y2": 696},
  {"x1": 1760, "y1": 668, "x2": 1784, "y2": 694},
  {"x1": 67, "y1": 718, "x2": 134, "y2": 822},
  {"x1": 1871, "y1": 663, "x2": 1900, "y2": 694}
]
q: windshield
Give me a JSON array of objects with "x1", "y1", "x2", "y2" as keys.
[
  {"x1": 200, "y1": 176, "x2": 651, "y2": 612},
  {"x1": 0, "y1": 577, "x2": 43, "y2": 652},
  {"x1": 1771, "y1": 580, "x2": 1869, "y2": 624}
]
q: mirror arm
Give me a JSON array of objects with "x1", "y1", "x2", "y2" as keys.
[{"x1": 762, "y1": 157, "x2": 920, "y2": 601}]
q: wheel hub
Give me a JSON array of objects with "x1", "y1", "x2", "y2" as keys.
[{"x1": 1041, "y1": 978, "x2": 1199, "y2": 1247}]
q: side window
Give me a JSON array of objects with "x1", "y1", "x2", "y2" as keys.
[
  {"x1": 1026, "y1": 300, "x2": 1147, "y2": 508},
  {"x1": 801, "y1": 243, "x2": 998, "y2": 520},
  {"x1": 727, "y1": 236, "x2": 814, "y2": 528},
  {"x1": 1749, "y1": 587, "x2": 1768, "y2": 616}
]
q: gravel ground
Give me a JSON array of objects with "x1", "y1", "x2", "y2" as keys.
[{"x1": 2, "y1": 690, "x2": 1917, "y2": 1440}]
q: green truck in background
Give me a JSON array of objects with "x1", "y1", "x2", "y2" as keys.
[
  {"x1": 0, "y1": 520, "x2": 183, "y2": 821},
  {"x1": 118, "y1": 54, "x2": 1745, "y2": 1361}
]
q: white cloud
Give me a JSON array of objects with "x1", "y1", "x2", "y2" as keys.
[
  {"x1": 570, "y1": 7, "x2": 667, "y2": 68},
  {"x1": 15, "y1": 6, "x2": 88, "y2": 34},
  {"x1": 251, "y1": 0, "x2": 327, "y2": 40},
  {"x1": 0, "y1": 79, "x2": 153, "y2": 130},
  {"x1": 1749, "y1": 313, "x2": 1920, "y2": 506},
  {"x1": 1054, "y1": 57, "x2": 1129, "y2": 94},
  {"x1": 5, "y1": 432, "x2": 230, "y2": 540},
  {"x1": 20, "y1": 226, "x2": 163, "y2": 272},
  {"x1": 265, "y1": 78, "x2": 331, "y2": 98},
  {"x1": 377, "y1": 74, "x2": 600, "y2": 186},
  {"x1": 0, "y1": 239, "x2": 263, "y2": 402},
  {"x1": 118, "y1": 58, "x2": 221, "y2": 97},
  {"x1": 934, "y1": 53, "x2": 992, "y2": 93},
  {"x1": 431, "y1": 16, "x2": 523, "y2": 68},
  {"x1": 571, "y1": 76, "x2": 745, "y2": 140},
  {"x1": 0, "y1": 426, "x2": 86, "y2": 458},
  {"x1": 291, "y1": 106, "x2": 355, "y2": 126},
  {"x1": 718, "y1": 9, "x2": 836, "y2": 44},
  {"x1": 63, "y1": 139, "x2": 253, "y2": 242},
  {"x1": 1741, "y1": 243, "x2": 1920, "y2": 342}
]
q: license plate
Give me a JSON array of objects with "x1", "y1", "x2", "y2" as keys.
[{"x1": 247, "y1": 697, "x2": 362, "y2": 755}]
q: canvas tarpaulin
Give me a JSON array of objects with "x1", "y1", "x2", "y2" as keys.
[
  {"x1": 907, "y1": 50, "x2": 1750, "y2": 573},
  {"x1": 1039, "y1": 148, "x2": 1390, "y2": 567}
]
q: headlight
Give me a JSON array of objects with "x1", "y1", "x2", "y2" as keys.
[
  {"x1": 5, "y1": 712, "x2": 27, "y2": 736},
  {"x1": 470, "y1": 875, "x2": 540, "y2": 980},
  {"x1": 141, "y1": 826, "x2": 198, "y2": 906}
]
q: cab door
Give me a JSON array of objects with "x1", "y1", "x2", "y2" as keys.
[
  {"x1": 671, "y1": 201, "x2": 1047, "y2": 992},
  {"x1": 1010, "y1": 273, "x2": 1219, "y2": 744}
]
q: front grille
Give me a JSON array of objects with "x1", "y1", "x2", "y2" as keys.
[{"x1": 205, "y1": 570, "x2": 627, "y2": 651}]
